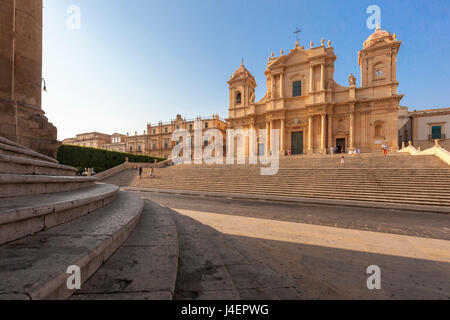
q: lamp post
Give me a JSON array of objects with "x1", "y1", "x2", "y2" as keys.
[{"x1": 42, "y1": 78, "x2": 47, "y2": 92}]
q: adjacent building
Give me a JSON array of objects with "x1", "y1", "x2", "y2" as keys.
[
  {"x1": 62, "y1": 132, "x2": 112, "y2": 149},
  {"x1": 62, "y1": 114, "x2": 227, "y2": 159},
  {"x1": 399, "y1": 107, "x2": 450, "y2": 150},
  {"x1": 146, "y1": 114, "x2": 227, "y2": 159}
]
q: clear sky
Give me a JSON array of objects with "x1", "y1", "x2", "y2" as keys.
[{"x1": 42, "y1": 0, "x2": 450, "y2": 140}]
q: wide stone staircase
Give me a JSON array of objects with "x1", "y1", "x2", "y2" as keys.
[
  {"x1": 106, "y1": 153, "x2": 450, "y2": 208},
  {"x1": 0, "y1": 137, "x2": 148, "y2": 299}
]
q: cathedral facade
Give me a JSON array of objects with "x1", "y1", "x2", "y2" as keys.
[{"x1": 227, "y1": 25, "x2": 403, "y2": 155}]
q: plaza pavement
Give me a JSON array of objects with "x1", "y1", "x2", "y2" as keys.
[{"x1": 139, "y1": 191, "x2": 450, "y2": 299}]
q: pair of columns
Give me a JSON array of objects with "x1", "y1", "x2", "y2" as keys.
[
  {"x1": 263, "y1": 119, "x2": 285, "y2": 155},
  {"x1": 309, "y1": 64, "x2": 326, "y2": 92},
  {"x1": 307, "y1": 114, "x2": 327, "y2": 152},
  {"x1": 270, "y1": 74, "x2": 284, "y2": 99}
]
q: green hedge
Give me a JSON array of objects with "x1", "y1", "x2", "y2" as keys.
[{"x1": 57, "y1": 145, "x2": 164, "y2": 174}]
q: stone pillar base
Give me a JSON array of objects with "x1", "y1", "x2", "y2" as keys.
[{"x1": 0, "y1": 100, "x2": 18, "y2": 143}]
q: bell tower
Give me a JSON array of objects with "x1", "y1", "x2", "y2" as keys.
[
  {"x1": 358, "y1": 24, "x2": 401, "y2": 93},
  {"x1": 227, "y1": 61, "x2": 257, "y2": 118}
]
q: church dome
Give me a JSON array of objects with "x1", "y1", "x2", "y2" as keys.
[{"x1": 363, "y1": 24, "x2": 395, "y2": 48}]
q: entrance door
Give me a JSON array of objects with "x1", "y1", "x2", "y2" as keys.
[
  {"x1": 336, "y1": 138, "x2": 346, "y2": 154},
  {"x1": 291, "y1": 132, "x2": 303, "y2": 155},
  {"x1": 258, "y1": 143, "x2": 265, "y2": 156}
]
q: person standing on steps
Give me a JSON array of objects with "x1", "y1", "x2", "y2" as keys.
[
  {"x1": 341, "y1": 156, "x2": 345, "y2": 167},
  {"x1": 138, "y1": 166, "x2": 143, "y2": 179},
  {"x1": 382, "y1": 142, "x2": 388, "y2": 155}
]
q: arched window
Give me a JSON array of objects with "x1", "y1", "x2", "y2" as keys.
[
  {"x1": 292, "y1": 81, "x2": 302, "y2": 97},
  {"x1": 235, "y1": 92, "x2": 241, "y2": 104}
]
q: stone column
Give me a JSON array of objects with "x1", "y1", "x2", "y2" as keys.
[
  {"x1": 280, "y1": 74, "x2": 284, "y2": 98},
  {"x1": 321, "y1": 114, "x2": 326, "y2": 150},
  {"x1": 249, "y1": 123, "x2": 255, "y2": 158},
  {"x1": 349, "y1": 111, "x2": 355, "y2": 150},
  {"x1": 320, "y1": 64, "x2": 325, "y2": 90},
  {"x1": 327, "y1": 114, "x2": 333, "y2": 151},
  {"x1": 270, "y1": 119, "x2": 274, "y2": 155},
  {"x1": 271, "y1": 75, "x2": 275, "y2": 99},
  {"x1": 265, "y1": 120, "x2": 270, "y2": 155},
  {"x1": 309, "y1": 66, "x2": 314, "y2": 92},
  {"x1": 308, "y1": 115, "x2": 313, "y2": 153},
  {"x1": 280, "y1": 119, "x2": 285, "y2": 154}
]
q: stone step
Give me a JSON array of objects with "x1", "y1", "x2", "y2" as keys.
[
  {"x1": 0, "y1": 183, "x2": 119, "y2": 245},
  {"x1": 137, "y1": 181, "x2": 450, "y2": 196},
  {"x1": 0, "y1": 174, "x2": 96, "y2": 198},
  {"x1": 71, "y1": 201, "x2": 178, "y2": 300},
  {"x1": 0, "y1": 191, "x2": 144, "y2": 300},
  {"x1": 140, "y1": 184, "x2": 450, "y2": 206},
  {"x1": 0, "y1": 154, "x2": 77, "y2": 176},
  {"x1": 141, "y1": 184, "x2": 450, "y2": 204},
  {"x1": 0, "y1": 136, "x2": 58, "y2": 164}
]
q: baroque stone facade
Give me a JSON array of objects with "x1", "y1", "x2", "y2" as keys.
[
  {"x1": 0, "y1": 0, "x2": 58, "y2": 158},
  {"x1": 62, "y1": 132, "x2": 112, "y2": 149},
  {"x1": 63, "y1": 114, "x2": 227, "y2": 159},
  {"x1": 227, "y1": 25, "x2": 403, "y2": 155}
]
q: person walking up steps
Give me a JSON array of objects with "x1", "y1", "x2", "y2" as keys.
[
  {"x1": 138, "y1": 166, "x2": 143, "y2": 179},
  {"x1": 149, "y1": 167, "x2": 154, "y2": 179}
]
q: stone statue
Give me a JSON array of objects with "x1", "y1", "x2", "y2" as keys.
[
  {"x1": 310, "y1": 40, "x2": 313, "y2": 48},
  {"x1": 326, "y1": 79, "x2": 333, "y2": 89},
  {"x1": 349, "y1": 73, "x2": 356, "y2": 86},
  {"x1": 321, "y1": 38, "x2": 325, "y2": 46},
  {"x1": 327, "y1": 40, "x2": 331, "y2": 48}
]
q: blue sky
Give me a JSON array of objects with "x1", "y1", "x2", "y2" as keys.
[{"x1": 42, "y1": 0, "x2": 450, "y2": 140}]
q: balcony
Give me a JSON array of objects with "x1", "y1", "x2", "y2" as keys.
[{"x1": 428, "y1": 134, "x2": 446, "y2": 141}]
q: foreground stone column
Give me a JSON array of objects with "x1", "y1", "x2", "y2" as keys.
[
  {"x1": 0, "y1": 0, "x2": 58, "y2": 158},
  {"x1": 265, "y1": 120, "x2": 270, "y2": 156}
]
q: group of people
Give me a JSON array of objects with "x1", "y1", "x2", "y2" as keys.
[
  {"x1": 137, "y1": 166, "x2": 154, "y2": 179},
  {"x1": 329, "y1": 146, "x2": 361, "y2": 155}
]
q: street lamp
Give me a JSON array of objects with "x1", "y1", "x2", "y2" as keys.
[{"x1": 42, "y1": 78, "x2": 47, "y2": 92}]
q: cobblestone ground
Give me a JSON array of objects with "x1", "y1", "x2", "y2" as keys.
[{"x1": 138, "y1": 191, "x2": 450, "y2": 300}]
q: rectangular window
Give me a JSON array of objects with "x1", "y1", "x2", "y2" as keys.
[
  {"x1": 152, "y1": 141, "x2": 156, "y2": 149},
  {"x1": 293, "y1": 81, "x2": 302, "y2": 97},
  {"x1": 165, "y1": 127, "x2": 168, "y2": 133},
  {"x1": 205, "y1": 122, "x2": 209, "y2": 129},
  {"x1": 164, "y1": 140, "x2": 169, "y2": 148},
  {"x1": 152, "y1": 129, "x2": 156, "y2": 134},
  {"x1": 431, "y1": 126, "x2": 442, "y2": 139},
  {"x1": 189, "y1": 124, "x2": 193, "y2": 130}
]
